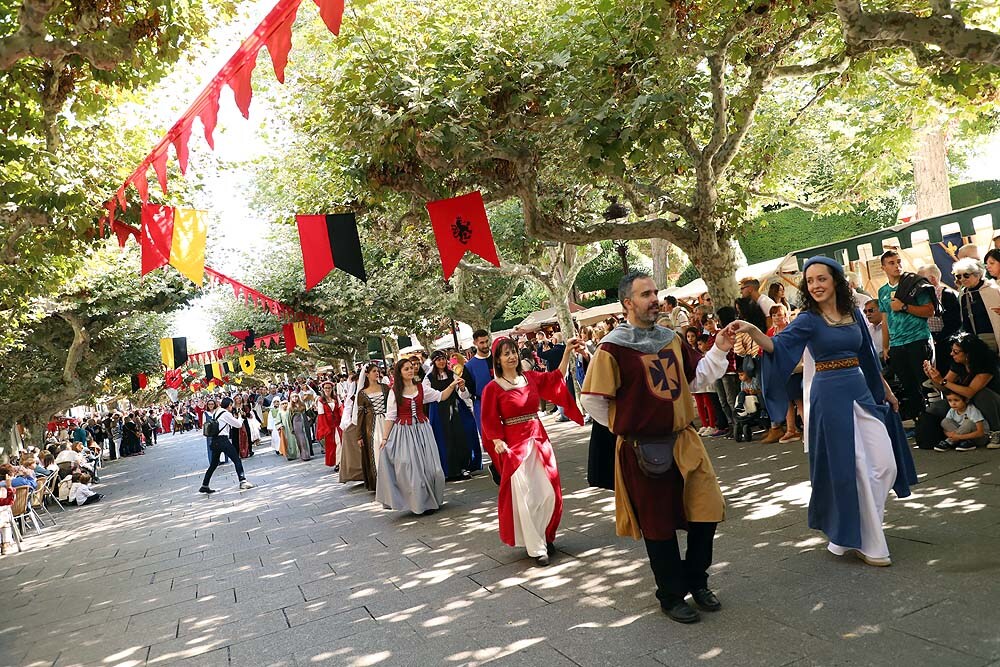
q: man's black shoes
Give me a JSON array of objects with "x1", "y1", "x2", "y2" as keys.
[
  {"x1": 691, "y1": 588, "x2": 722, "y2": 612},
  {"x1": 661, "y1": 599, "x2": 700, "y2": 624},
  {"x1": 198, "y1": 486, "x2": 216, "y2": 494}
]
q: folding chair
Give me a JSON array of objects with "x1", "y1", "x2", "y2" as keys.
[
  {"x1": 11, "y1": 486, "x2": 41, "y2": 536},
  {"x1": 44, "y1": 473, "x2": 65, "y2": 513},
  {"x1": 0, "y1": 490, "x2": 22, "y2": 554},
  {"x1": 30, "y1": 482, "x2": 54, "y2": 527}
]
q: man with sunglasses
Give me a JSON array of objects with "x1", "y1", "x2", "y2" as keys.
[
  {"x1": 862, "y1": 298, "x2": 886, "y2": 360},
  {"x1": 878, "y1": 250, "x2": 936, "y2": 423}
]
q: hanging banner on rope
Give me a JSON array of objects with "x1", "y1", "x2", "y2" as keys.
[
  {"x1": 295, "y1": 213, "x2": 368, "y2": 289},
  {"x1": 239, "y1": 354, "x2": 257, "y2": 374},
  {"x1": 98, "y1": 0, "x2": 345, "y2": 230},
  {"x1": 282, "y1": 321, "x2": 309, "y2": 354},
  {"x1": 426, "y1": 191, "x2": 501, "y2": 280},
  {"x1": 140, "y1": 204, "x2": 208, "y2": 284},
  {"x1": 131, "y1": 373, "x2": 148, "y2": 392},
  {"x1": 160, "y1": 337, "x2": 189, "y2": 369}
]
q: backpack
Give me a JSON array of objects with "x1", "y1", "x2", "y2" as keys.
[{"x1": 203, "y1": 411, "x2": 221, "y2": 438}]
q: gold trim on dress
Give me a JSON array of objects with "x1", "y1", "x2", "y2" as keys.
[{"x1": 501, "y1": 414, "x2": 539, "y2": 426}]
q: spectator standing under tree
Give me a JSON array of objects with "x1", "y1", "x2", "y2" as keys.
[
  {"x1": 953, "y1": 257, "x2": 1000, "y2": 354},
  {"x1": 918, "y1": 264, "x2": 962, "y2": 376},
  {"x1": 663, "y1": 296, "x2": 690, "y2": 332},
  {"x1": 740, "y1": 278, "x2": 776, "y2": 330},
  {"x1": 878, "y1": 250, "x2": 936, "y2": 423}
]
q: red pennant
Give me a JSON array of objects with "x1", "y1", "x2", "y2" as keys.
[
  {"x1": 132, "y1": 167, "x2": 150, "y2": 204},
  {"x1": 265, "y1": 4, "x2": 298, "y2": 83},
  {"x1": 116, "y1": 186, "x2": 127, "y2": 210},
  {"x1": 104, "y1": 199, "x2": 117, "y2": 226},
  {"x1": 426, "y1": 191, "x2": 501, "y2": 280},
  {"x1": 227, "y1": 53, "x2": 260, "y2": 119},
  {"x1": 152, "y1": 148, "x2": 169, "y2": 195},
  {"x1": 141, "y1": 204, "x2": 175, "y2": 276},
  {"x1": 313, "y1": 0, "x2": 345, "y2": 35},
  {"x1": 282, "y1": 322, "x2": 296, "y2": 354},
  {"x1": 199, "y1": 87, "x2": 221, "y2": 149},
  {"x1": 172, "y1": 121, "x2": 192, "y2": 175},
  {"x1": 165, "y1": 369, "x2": 183, "y2": 389},
  {"x1": 113, "y1": 221, "x2": 140, "y2": 248}
]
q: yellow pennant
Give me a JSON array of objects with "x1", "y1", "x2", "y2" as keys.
[
  {"x1": 293, "y1": 321, "x2": 309, "y2": 350},
  {"x1": 239, "y1": 354, "x2": 256, "y2": 375}
]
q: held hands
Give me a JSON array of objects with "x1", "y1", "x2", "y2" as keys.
[{"x1": 568, "y1": 336, "x2": 587, "y2": 355}]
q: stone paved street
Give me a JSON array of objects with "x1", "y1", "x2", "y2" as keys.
[{"x1": 1, "y1": 421, "x2": 999, "y2": 667}]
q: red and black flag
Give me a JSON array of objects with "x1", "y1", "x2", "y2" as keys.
[
  {"x1": 229, "y1": 328, "x2": 256, "y2": 350},
  {"x1": 295, "y1": 213, "x2": 368, "y2": 290},
  {"x1": 426, "y1": 191, "x2": 501, "y2": 280},
  {"x1": 131, "y1": 373, "x2": 148, "y2": 392},
  {"x1": 160, "y1": 337, "x2": 188, "y2": 370}
]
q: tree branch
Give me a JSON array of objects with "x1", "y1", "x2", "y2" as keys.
[
  {"x1": 772, "y1": 52, "x2": 851, "y2": 78},
  {"x1": 703, "y1": 52, "x2": 729, "y2": 162},
  {"x1": 835, "y1": 0, "x2": 1000, "y2": 66},
  {"x1": 0, "y1": 206, "x2": 50, "y2": 264},
  {"x1": 56, "y1": 311, "x2": 90, "y2": 388}
]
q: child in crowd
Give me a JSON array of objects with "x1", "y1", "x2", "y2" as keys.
[
  {"x1": 68, "y1": 472, "x2": 102, "y2": 506},
  {"x1": 936, "y1": 391, "x2": 989, "y2": 452},
  {"x1": 693, "y1": 334, "x2": 721, "y2": 437}
]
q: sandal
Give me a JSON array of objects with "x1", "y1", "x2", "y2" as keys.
[{"x1": 778, "y1": 431, "x2": 801, "y2": 443}]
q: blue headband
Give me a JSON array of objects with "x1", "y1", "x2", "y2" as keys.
[{"x1": 803, "y1": 256, "x2": 844, "y2": 275}]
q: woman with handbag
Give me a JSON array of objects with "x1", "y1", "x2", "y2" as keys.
[{"x1": 480, "y1": 336, "x2": 585, "y2": 566}]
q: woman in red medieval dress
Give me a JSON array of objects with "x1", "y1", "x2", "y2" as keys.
[
  {"x1": 481, "y1": 336, "x2": 585, "y2": 566},
  {"x1": 316, "y1": 380, "x2": 343, "y2": 469}
]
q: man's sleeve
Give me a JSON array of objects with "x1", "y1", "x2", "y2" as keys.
[{"x1": 581, "y1": 347, "x2": 620, "y2": 428}]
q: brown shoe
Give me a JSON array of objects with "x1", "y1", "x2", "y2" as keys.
[{"x1": 760, "y1": 427, "x2": 783, "y2": 444}]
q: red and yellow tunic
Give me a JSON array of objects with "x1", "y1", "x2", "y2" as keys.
[{"x1": 582, "y1": 335, "x2": 726, "y2": 540}]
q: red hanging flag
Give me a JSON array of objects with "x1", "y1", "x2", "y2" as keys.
[
  {"x1": 140, "y1": 204, "x2": 175, "y2": 276},
  {"x1": 313, "y1": 0, "x2": 345, "y2": 34},
  {"x1": 295, "y1": 213, "x2": 368, "y2": 290},
  {"x1": 199, "y1": 86, "x2": 221, "y2": 149},
  {"x1": 132, "y1": 167, "x2": 150, "y2": 204},
  {"x1": 265, "y1": 3, "x2": 298, "y2": 83},
  {"x1": 112, "y1": 220, "x2": 140, "y2": 249},
  {"x1": 426, "y1": 191, "x2": 501, "y2": 280},
  {"x1": 152, "y1": 148, "x2": 169, "y2": 195},
  {"x1": 172, "y1": 121, "x2": 193, "y2": 175},
  {"x1": 164, "y1": 369, "x2": 183, "y2": 389},
  {"x1": 282, "y1": 322, "x2": 296, "y2": 354}
]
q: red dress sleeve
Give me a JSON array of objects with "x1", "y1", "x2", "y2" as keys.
[
  {"x1": 524, "y1": 370, "x2": 585, "y2": 425},
  {"x1": 480, "y1": 381, "x2": 505, "y2": 443}
]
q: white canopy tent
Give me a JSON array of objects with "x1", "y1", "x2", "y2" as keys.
[
  {"x1": 660, "y1": 254, "x2": 800, "y2": 302},
  {"x1": 574, "y1": 301, "x2": 624, "y2": 326},
  {"x1": 430, "y1": 321, "x2": 475, "y2": 351},
  {"x1": 514, "y1": 303, "x2": 584, "y2": 332}
]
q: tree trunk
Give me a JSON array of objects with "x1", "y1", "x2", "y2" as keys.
[
  {"x1": 692, "y1": 235, "x2": 741, "y2": 309},
  {"x1": 912, "y1": 125, "x2": 952, "y2": 220},
  {"x1": 650, "y1": 238, "x2": 671, "y2": 288}
]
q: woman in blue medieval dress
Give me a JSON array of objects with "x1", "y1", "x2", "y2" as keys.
[{"x1": 727, "y1": 256, "x2": 918, "y2": 566}]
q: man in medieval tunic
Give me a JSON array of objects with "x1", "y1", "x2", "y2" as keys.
[{"x1": 582, "y1": 270, "x2": 733, "y2": 624}]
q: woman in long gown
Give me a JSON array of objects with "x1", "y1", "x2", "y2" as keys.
[
  {"x1": 316, "y1": 381, "x2": 343, "y2": 470},
  {"x1": 480, "y1": 336, "x2": 585, "y2": 566},
  {"x1": 375, "y1": 358, "x2": 460, "y2": 515},
  {"x1": 120, "y1": 416, "x2": 143, "y2": 456},
  {"x1": 270, "y1": 400, "x2": 285, "y2": 455},
  {"x1": 424, "y1": 350, "x2": 481, "y2": 481},
  {"x1": 729, "y1": 256, "x2": 918, "y2": 566},
  {"x1": 355, "y1": 364, "x2": 387, "y2": 492},
  {"x1": 289, "y1": 394, "x2": 311, "y2": 461}
]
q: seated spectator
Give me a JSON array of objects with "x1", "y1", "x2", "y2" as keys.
[
  {"x1": 40, "y1": 452, "x2": 58, "y2": 477},
  {"x1": 920, "y1": 332, "x2": 1000, "y2": 449},
  {"x1": 0, "y1": 464, "x2": 17, "y2": 554},
  {"x1": 935, "y1": 391, "x2": 989, "y2": 452},
  {"x1": 10, "y1": 466, "x2": 37, "y2": 491},
  {"x1": 68, "y1": 472, "x2": 102, "y2": 506}
]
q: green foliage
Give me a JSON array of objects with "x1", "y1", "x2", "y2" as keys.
[
  {"x1": 574, "y1": 241, "x2": 648, "y2": 293},
  {"x1": 951, "y1": 180, "x2": 1000, "y2": 210},
  {"x1": 676, "y1": 263, "x2": 700, "y2": 287}
]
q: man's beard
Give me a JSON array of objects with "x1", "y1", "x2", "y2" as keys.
[{"x1": 637, "y1": 305, "x2": 659, "y2": 325}]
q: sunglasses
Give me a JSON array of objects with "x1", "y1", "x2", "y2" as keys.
[{"x1": 955, "y1": 272, "x2": 973, "y2": 279}]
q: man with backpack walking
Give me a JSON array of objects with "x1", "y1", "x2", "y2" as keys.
[{"x1": 200, "y1": 397, "x2": 256, "y2": 493}]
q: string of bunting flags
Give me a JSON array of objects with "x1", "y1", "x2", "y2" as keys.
[{"x1": 98, "y1": 0, "x2": 346, "y2": 236}]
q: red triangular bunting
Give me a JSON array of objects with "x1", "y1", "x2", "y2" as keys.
[
  {"x1": 152, "y1": 148, "x2": 169, "y2": 194},
  {"x1": 227, "y1": 53, "x2": 260, "y2": 119},
  {"x1": 132, "y1": 168, "x2": 150, "y2": 204},
  {"x1": 116, "y1": 187, "x2": 127, "y2": 210},
  {"x1": 265, "y1": 4, "x2": 298, "y2": 83},
  {"x1": 172, "y1": 121, "x2": 192, "y2": 175},
  {"x1": 140, "y1": 204, "x2": 174, "y2": 276},
  {"x1": 313, "y1": 0, "x2": 345, "y2": 35},
  {"x1": 199, "y1": 87, "x2": 221, "y2": 149}
]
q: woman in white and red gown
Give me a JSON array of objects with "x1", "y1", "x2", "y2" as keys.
[{"x1": 480, "y1": 336, "x2": 585, "y2": 566}]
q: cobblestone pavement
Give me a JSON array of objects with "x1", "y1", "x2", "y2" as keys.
[{"x1": 1, "y1": 420, "x2": 999, "y2": 667}]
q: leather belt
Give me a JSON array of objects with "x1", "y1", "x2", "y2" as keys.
[
  {"x1": 501, "y1": 414, "x2": 539, "y2": 426},
  {"x1": 815, "y1": 357, "x2": 859, "y2": 372}
]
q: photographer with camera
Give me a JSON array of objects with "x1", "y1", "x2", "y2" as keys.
[{"x1": 199, "y1": 397, "x2": 256, "y2": 494}]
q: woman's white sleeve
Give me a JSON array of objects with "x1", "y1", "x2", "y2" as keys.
[
  {"x1": 420, "y1": 377, "x2": 444, "y2": 403},
  {"x1": 385, "y1": 391, "x2": 398, "y2": 422}
]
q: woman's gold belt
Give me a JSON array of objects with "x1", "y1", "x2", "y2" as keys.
[
  {"x1": 501, "y1": 414, "x2": 539, "y2": 426},
  {"x1": 815, "y1": 357, "x2": 859, "y2": 372}
]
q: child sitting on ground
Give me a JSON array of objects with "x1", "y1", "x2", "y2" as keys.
[
  {"x1": 68, "y1": 472, "x2": 102, "y2": 506},
  {"x1": 935, "y1": 391, "x2": 989, "y2": 452}
]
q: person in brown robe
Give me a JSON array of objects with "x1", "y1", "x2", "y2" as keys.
[{"x1": 582, "y1": 270, "x2": 733, "y2": 625}]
